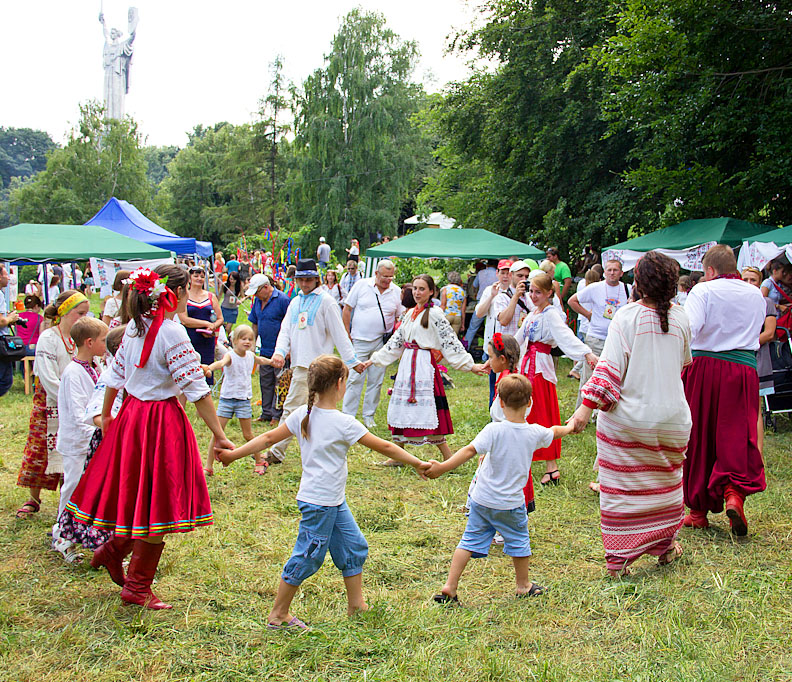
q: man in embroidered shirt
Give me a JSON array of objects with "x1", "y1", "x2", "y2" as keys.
[
  {"x1": 339, "y1": 260, "x2": 362, "y2": 305},
  {"x1": 569, "y1": 259, "x2": 631, "y2": 410},
  {"x1": 247, "y1": 274, "x2": 290, "y2": 424},
  {"x1": 341, "y1": 260, "x2": 404, "y2": 428},
  {"x1": 682, "y1": 245, "x2": 766, "y2": 536},
  {"x1": 267, "y1": 259, "x2": 365, "y2": 463}
]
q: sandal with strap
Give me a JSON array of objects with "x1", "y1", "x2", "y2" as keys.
[
  {"x1": 432, "y1": 593, "x2": 460, "y2": 606},
  {"x1": 517, "y1": 582, "x2": 547, "y2": 598},
  {"x1": 267, "y1": 616, "x2": 308, "y2": 630},
  {"x1": 53, "y1": 538, "x2": 84, "y2": 565},
  {"x1": 254, "y1": 458, "x2": 269, "y2": 475},
  {"x1": 658, "y1": 541, "x2": 683, "y2": 567},
  {"x1": 15, "y1": 498, "x2": 40, "y2": 519}
]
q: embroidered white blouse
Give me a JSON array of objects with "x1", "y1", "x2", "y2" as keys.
[
  {"x1": 33, "y1": 327, "x2": 74, "y2": 403},
  {"x1": 515, "y1": 306, "x2": 592, "y2": 384},
  {"x1": 107, "y1": 318, "x2": 210, "y2": 403},
  {"x1": 369, "y1": 306, "x2": 475, "y2": 371}
]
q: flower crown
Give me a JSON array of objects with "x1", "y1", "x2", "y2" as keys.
[{"x1": 125, "y1": 268, "x2": 169, "y2": 309}]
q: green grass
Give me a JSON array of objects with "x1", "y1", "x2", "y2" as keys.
[{"x1": 1, "y1": 329, "x2": 791, "y2": 680}]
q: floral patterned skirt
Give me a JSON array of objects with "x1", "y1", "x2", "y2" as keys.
[{"x1": 17, "y1": 382, "x2": 62, "y2": 491}]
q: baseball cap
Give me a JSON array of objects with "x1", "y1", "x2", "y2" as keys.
[
  {"x1": 245, "y1": 273, "x2": 271, "y2": 296},
  {"x1": 497, "y1": 259, "x2": 513, "y2": 270},
  {"x1": 510, "y1": 260, "x2": 531, "y2": 273},
  {"x1": 319, "y1": 236, "x2": 326, "y2": 242}
]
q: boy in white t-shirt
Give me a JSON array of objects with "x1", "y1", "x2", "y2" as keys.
[{"x1": 426, "y1": 374, "x2": 574, "y2": 603}]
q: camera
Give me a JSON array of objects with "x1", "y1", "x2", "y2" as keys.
[{"x1": 14, "y1": 318, "x2": 28, "y2": 328}]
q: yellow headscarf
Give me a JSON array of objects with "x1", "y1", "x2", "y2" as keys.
[{"x1": 55, "y1": 292, "x2": 88, "y2": 324}]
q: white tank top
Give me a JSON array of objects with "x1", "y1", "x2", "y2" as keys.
[{"x1": 219, "y1": 350, "x2": 255, "y2": 400}]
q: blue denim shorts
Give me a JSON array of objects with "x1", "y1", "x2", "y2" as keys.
[
  {"x1": 282, "y1": 500, "x2": 369, "y2": 586},
  {"x1": 217, "y1": 397, "x2": 253, "y2": 419},
  {"x1": 458, "y1": 500, "x2": 531, "y2": 558}
]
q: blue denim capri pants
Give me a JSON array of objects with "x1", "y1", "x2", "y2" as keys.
[{"x1": 282, "y1": 500, "x2": 368, "y2": 586}]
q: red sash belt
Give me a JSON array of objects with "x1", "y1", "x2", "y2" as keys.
[
  {"x1": 404, "y1": 341, "x2": 441, "y2": 403},
  {"x1": 520, "y1": 341, "x2": 553, "y2": 380}
]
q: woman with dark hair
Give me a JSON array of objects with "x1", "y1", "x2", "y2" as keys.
[
  {"x1": 179, "y1": 266, "x2": 224, "y2": 384},
  {"x1": 64, "y1": 264, "x2": 233, "y2": 609},
  {"x1": 366, "y1": 275, "x2": 488, "y2": 463},
  {"x1": 220, "y1": 270, "x2": 243, "y2": 334},
  {"x1": 570, "y1": 251, "x2": 693, "y2": 577}
]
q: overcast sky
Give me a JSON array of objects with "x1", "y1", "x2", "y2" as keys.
[{"x1": 0, "y1": 0, "x2": 483, "y2": 148}]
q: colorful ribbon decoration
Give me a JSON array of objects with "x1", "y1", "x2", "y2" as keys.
[
  {"x1": 263, "y1": 228, "x2": 271, "y2": 242},
  {"x1": 286, "y1": 237, "x2": 293, "y2": 264},
  {"x1": 55, "y1": 292, "x2": 88, "y2": 324},
  {"x1": 136, "y1": 287, "x2": 178, "y2": 369},
  {"x1": 296, "y1": 247, "x2": 301, "y2": 262}
]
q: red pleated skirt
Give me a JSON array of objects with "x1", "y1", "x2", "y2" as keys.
[
  {"x1": 65, "y1": 395, "x2": 213, "y2": 537},
  {"x1": 527, "y1": 373, "x2": 562, "y2": 462},
  {"x1": 682, "y1": 355, "x2": 765, "y2": 513}
]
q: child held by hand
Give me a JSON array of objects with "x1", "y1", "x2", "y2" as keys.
[
  {"x1": 215, "y1": 354, "x2": 429, "y2": 629},
  {"x1": 426, "y1": 374, "x2": 574, "y2": 604},
  {"x1": 202, "y1": 325, "x2": 272, "y2": 476}
]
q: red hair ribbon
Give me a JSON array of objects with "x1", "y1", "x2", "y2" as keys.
[
  {"x1": 492, "y1": 332, "x2": 505, "y2": 352},
  {"x1": 136, "y1": 287, "x2": 178, "y2": 368}
]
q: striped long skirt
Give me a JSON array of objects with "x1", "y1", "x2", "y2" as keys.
[{"x1": 596, "y1": 411, "x2": 690, "y2": 572}]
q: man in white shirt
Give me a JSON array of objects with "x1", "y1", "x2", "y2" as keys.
[
  {"x1": 341, "y1": 260, "x2": 404, "y2": 427},
  {"x1": 681, "y1": 245, "x2": 766, "y2": 536},
  {"x1": 474, "y1": 259, "x2": 515, "y2": 404},
  {"x1": 339, "y1": 260, "x2": 362, "y2": 305},
  {"x1": 316, "y1": 237, "x2": 331, "y2": 269},
  {"x1": 464, "y1": 259, "x2": 498, "y2": 349},
  {"x1": 568, "y1": 259, "x2": 631, "y2": 409},
  {"x1": 492, "y1": 260, "x2": 533, "y2": 338},
  {"x1": 268, "y1": 259, "x2": 365, "y2": 463}
]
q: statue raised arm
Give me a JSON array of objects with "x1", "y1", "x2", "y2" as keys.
[{"x1": 100, "y1": 7, "x2": 138, "y2": 120}]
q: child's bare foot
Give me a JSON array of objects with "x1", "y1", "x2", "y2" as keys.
[
  {"x1": 588, "y1": 481, "x2": 600, "y2": 493},
  {"x1": 607, "y1": 567, "x2": 631, "y2": 578},
  {"x1": 348, "y1": 601, "x2": 369, "y2": 616}
]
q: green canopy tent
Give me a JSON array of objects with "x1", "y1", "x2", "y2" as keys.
[
  {"x1": 366, "y1": 228, "x2": 545, "y2": 260},
  {"x1": 0, "y1": 223, "x2": 173, "y2": 304},
  {"x1": 737, "y1": 224, "x2": 792, "y2": 271},
  {"x1": 603, "y1": 217, "x2": 774, "y2": 271}
]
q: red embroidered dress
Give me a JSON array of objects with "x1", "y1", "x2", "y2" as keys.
[{"x1": 66, "y1": 319, "x2": 213, "y2": 538}]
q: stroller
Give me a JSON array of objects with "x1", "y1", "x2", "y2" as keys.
[{"x1": 763, "y1": 326, "x2": 792, "y2": 431}]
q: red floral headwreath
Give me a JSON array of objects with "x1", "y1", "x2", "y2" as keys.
[{"x1": 491, "y1": 332, "x2": 505, "y2": 352}]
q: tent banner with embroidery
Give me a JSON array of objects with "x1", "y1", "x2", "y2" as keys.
[
  {"x1": 736, "y1": 225, "x2": 792, "y2": 271},
  {"x1": 365, "y1": 228, "x2": 545, "y2": 261},
  {"x1": 602, "y1": 217, "x2": 775, "y2": 272}
]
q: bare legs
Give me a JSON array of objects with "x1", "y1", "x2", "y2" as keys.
[
  {"x1": 267, "y1": 573, "x2": 367, "y2": 626},
  {"x1": 440, "y1": 549, "x2": 537, "y2": 599},
  {"x1": 205, "y1": 417, "x2": 230, "y2": 474}
]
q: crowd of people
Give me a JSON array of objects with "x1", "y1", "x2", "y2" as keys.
[{"x1": 0, "y1": 238, "x2": 776, "y2": 625}]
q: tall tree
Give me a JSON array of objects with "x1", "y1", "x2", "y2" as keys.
[
  {"x1": 0, "y1": 127, "x2": 58, "y2": 189},
  {"x1": 289, "y1": 9, "x2": 431, "y2": 250},
  {"x1": 418, "y1": 0, "x2": 650, "y2": 257},
  {"x1": 143, "y1": 145, "x2": 179, "y2": 187},
  {"x1": 5, "y1": 102, "x2": 153, "y2": 225},
  {"x1": 594, "y1": 0, "x2": 792, "y2": 226}
]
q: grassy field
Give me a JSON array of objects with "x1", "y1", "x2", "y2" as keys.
[{"x1": 1, "y1": 310, "x2": 791, "y2": 681}]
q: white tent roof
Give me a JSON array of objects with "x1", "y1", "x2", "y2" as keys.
[{"x1": 403, "y1": 212, "x2": 457, "y2": 229}]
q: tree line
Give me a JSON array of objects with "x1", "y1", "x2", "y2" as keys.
[{"x1": 3, "y1": 2, "x2": 791, "y2": 264}]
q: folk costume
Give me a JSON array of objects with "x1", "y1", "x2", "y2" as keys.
[
  {"x1": 682, "y1": 276, "x2": 766, "y2": 534},
  {"x1": 17, "y1": 293, "x2": 87, "y2": 492},
  {"x1": 515, "y1": 306, "x2": 592, "y2": 462},
  {"x1": 270, "y1": 259, "x2": 359, "y2": 462},
  {"x1": 581, "y1": 303, "x2": 692, "y2": 572},
  {"x1": 66, "y1": 268, "x2": 212, "y2": 609},
  {"x1": 369, "y1": 303, "x2": 475, "y2": 446}
]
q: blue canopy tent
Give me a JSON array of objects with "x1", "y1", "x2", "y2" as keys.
[{"x1": 85, "y1": 197, "x2": 213, "y2": 259}]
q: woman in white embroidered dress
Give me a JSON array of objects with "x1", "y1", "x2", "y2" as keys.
[
  {"x1": 515, "y1": 273, "x2": 597, "y2": 485},
  {"x1": 366, "y1": 275, "x2": 488, "y2": 464},
  {"x1": 16, "y1": 290, "x2": 90, "y2": 519}
]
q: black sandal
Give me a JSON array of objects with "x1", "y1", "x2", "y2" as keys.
[
  {"x1": 549, "y1": 470, "x2": 561, "y2": 485},
  {"x1": 433, "y1": 593, "x2": 460, "y2": 606},
  {"x1": 517, "y1": 583, "x2": 547, "y2": 598}
]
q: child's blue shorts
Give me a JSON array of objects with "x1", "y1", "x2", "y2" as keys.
[
  {"x1": 458, "y1": 500, "x2": 531, "y2": 558},
  {"x1": 217, "y1": 397, "x2": 253, "y2": 419},
  {"x1": 282, "y1": 500, "x2": 368, "y2": 586}
]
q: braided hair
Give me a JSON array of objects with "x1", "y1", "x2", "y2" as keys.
[
  {"x1": 488, "y1": 333, "x2": 520, "y2": 373},
  {"x1": 634, "y1": 251, "x2": 679, "y2": 333},
  {"x1": 300, "y1": 355, "x2": 350, "y2": 439},
  {"x1": 413, "y1": 274, "x2": 436, "y2": 328}
]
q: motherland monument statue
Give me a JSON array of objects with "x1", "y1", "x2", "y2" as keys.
[{"x1": 100, "y1": 6, "x2": 139, "y2": 120}]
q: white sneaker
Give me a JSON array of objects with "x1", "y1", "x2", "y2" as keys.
[
  {"x1": 363, "y1": 417, "x2": 376, "y2": 429},
  {"x1": 493, "y1": 532, "x2": 505, "y2": 545}
]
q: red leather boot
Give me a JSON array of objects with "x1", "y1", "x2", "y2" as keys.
[
  {"x1": 724, "y1": 485, "x2": 748, "y2": 536},
  {"x1": 90, "y1": 536, "x2": 134, "y2": 587},
  {"x1": 682, "y1": 509, "x2": 709, "y2": 528},
  {"x1": 120, "y1": 541, "x2": 172, "y2": 610}
]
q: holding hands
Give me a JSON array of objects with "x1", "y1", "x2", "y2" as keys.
[
  {"x1": 567, "y1": 404, "x2": 593, "y2": 433},
  {"x1": 584, "y1": 353, "x2": 599, "y2": 369}
]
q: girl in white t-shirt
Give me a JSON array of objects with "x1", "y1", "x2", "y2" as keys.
[
  {"x1": 202, "y1": 325, "x2": 272, "y2": 476},
  {"x1": 216, "y1": 354, "x2": 427, "y2": 630}
]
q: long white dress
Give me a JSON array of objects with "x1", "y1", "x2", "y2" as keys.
[{"x1": 370, "y1": 306, "x2": 474, "y2": 444}]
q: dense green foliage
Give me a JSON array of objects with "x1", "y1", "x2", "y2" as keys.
[
  {"x1": 5, "y1": 103, "x2": 154, "y2": 225},
  {"x1": 0, "y1": 127, "x2": 57, "y2": 189}
]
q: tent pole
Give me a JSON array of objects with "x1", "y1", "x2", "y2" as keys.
[{"x1": 43, "y1": 264, "x2": 50, "y2": 306}]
